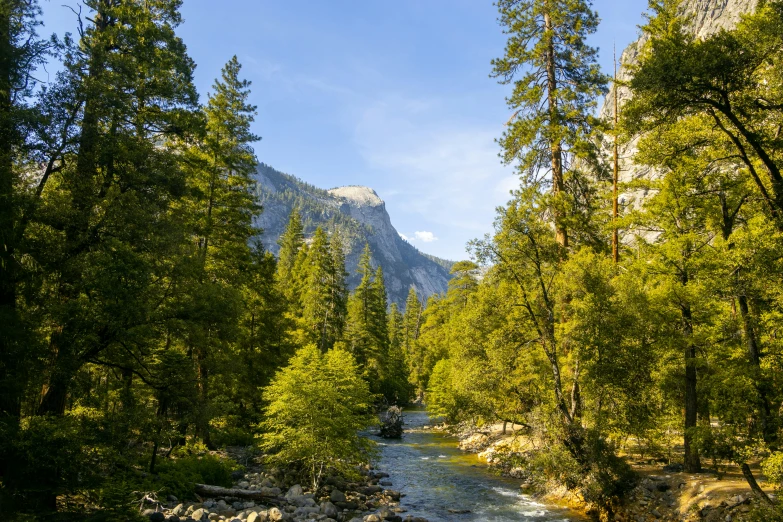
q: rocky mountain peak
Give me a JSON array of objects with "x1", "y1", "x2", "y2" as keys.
[
  {"x1": 253, "y1": 164, "x2": 454, "y2": 306},
  {"x1": 328, "y1": 186, "x2": 384, "y2": 208}
]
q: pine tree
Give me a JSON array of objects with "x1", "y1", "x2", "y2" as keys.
[
  {"x1": 328, "y1": 228, "x2": 349, "y2": 342},
  {"x1": 346, "y1": 244, "x2": 375, "y2": 366},
  {"x1": 277, "y1": 208, "x2": 304, "y2": 300},
  {"x1": 402, "y1": 287, "x2": 424, "y2": 393},
  {"x1": 0, "y1": 0, "x2": 50, "y2": 498},
  {"x1": 370, "y1": 265, "x2": 390, "y2": 354},
  {"x1": 181, "y1": 55, "x2": 260, "y2": 448},
  {"x1": 492, "y1": 0, "x2": 607, "y2": 249},
  {"x1": 385, "y1": 302, "x2": 412, "y2": 404},
  {"x1": 301, "y1": 227, "x2": 336, "y2": 351},
  {"x1": 34, "y1": 0, "x2": 200, "y2": 417}
]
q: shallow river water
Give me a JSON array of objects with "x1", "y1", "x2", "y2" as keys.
[{"x1": 372, "y1": 409, "x2": 585, "y2": 522}]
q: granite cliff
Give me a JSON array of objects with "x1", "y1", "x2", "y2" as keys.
[
  {"x1": 253, "y1": 164, "x2": 453, "y2": 306},
  {"x1": 601, "y1": 0, "x2": 759, "y2": 205}
]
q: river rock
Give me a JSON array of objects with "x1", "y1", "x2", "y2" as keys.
[
  {"x1": 330, "y1": 489, "x2": 346, "y2": 503},
  {"x1": 360, "y1": 485, "x2": 383, "y2": 495},
  {"x1": 364, "y1": 515, "x2": 381, "y2": 522},
  {"x1": 166, "y1": 515, "x2": 180, "y2": 522},
  {"x1": 294, "y1": 506, "x2": 320, "y2": 518},
  {"x1": 147, "y1": 512, "x2": 166, "y2": 522},
  {"x1": 191, "y1": 508, "x2": 206, "y2": 521},
  {"x1": 268, "y1": 507, "x2": 284, "y2": 521},
  {"x1": 172, "y1": 504, "x2": 185, "y2": 516},
  {"x1": 286, "y1": 484, "x2": 303, "y2": 498},
  {"x1": 383, "y1": 489, "x2": 401, "y2": 501},
  {"x1": 379, "y1": 406, "x2": 404, "y2": 438},
  {"x1": 321, "y1": 501, "x2": 339, "y2": 517},
  {"x1": 336, "y1": 500, "x2": 359, "y2": 510}
]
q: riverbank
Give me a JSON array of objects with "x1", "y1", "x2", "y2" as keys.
[
  {"x1": 445, "y1": 421, "x2": 776, "y2": 521},
  {"x1": 138, "y1": 446, "x2": 425, "y2": 522}
]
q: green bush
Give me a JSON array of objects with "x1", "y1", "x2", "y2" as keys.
[
  {"x1": 143, "y1": 454, "x2": 237, "y2": 500},
  {"x1": 258, "y1": 345, "x2": 377, "y2": 490},
  {"x1": 523, "y1": 428, "x2": 636, "y2": 512}
]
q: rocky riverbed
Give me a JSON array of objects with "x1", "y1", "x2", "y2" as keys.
[
  {"x1": 452, "y1": 424, "x2": 775, "y2": 521},
  {"x1": 139, "y1": 465, "x2": 426, "y2": 522}
]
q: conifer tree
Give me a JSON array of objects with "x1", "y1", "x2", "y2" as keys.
[
  {"x1": 346, "y1": 244, "x2": 375, "y2": 366},
  {"x1": 370, "y1": 265, "x2": 390, "y2": 354},
  {"x1": 277, "y1": 208, "x2": 304, "y2": 299},
  {"x1": 492, "y1": 0, "x2": 607, "y2": 249},
  {"x1": 328, "y1": 228, "x2": 349, "y2": 341},
  {"x1": 34, "y1": 0, "x2": 200, "y2": 417},
  {"x1": 402, "y1": 288, "x2": 423, "y2": 354},
  {"x1": 385, "y1": 302, "x2": 412, "y2": 404},
  {"x1": 182, "y1": 55, "x2": 260, "y2": 447},
  {"x1": 301, "y1": 227, "x2": 337, "y2": 351}
]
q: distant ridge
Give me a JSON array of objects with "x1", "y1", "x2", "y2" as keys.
[{"x1": 253, "y1": 163, "x2": 453, "y2": 305}]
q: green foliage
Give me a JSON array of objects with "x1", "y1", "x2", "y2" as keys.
[
  {"x1": 145, "y1": 454, "x2": 236, "y2": 501},
  {"x1": 258, "y1": 345, "x2": 376, "y2": 490}
]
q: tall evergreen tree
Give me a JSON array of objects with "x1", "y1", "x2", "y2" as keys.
[
  {"x1": 328, "y1": 228, "x2": 349, "y2": 342},
  {"x1": 276, "y1": 208, "x2": 304, "y2": 302},
  {"x1": 402, "y1": 287, "x2": 424, "y2": 393},
  {"x1": 492, "y1": 0, "x2": 607, "y2": 249},
  {"x1": 182, "y1": 55, "x2": 260, "y2": 447},
  {"x1": 34, "y1": 0, "x2": 199, "y2": 417},
  {"x1": 0, "y1": 0, "x2": 50, "y2": 497},
  {"x1": 346, "y1": 244, "x2": 375, "y2": 366},
  {"x1": 301, "y1": 227, "x2": 337, "y2": 351}
]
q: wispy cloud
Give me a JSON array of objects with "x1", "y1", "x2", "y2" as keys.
[{"x1": 353, "y1": 94, "x2": 514, "y2": 234}]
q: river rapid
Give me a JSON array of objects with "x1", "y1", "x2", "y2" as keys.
[{"x1": 372, "y1": 408, "x2": 585, "y2": 522}]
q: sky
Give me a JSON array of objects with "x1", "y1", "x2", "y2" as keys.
[{"x1": 39, "y1": 0, "x2": 649, "y2": 261}]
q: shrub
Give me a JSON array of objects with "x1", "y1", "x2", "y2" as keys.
[
  {"x1": 258, "y1": 345, "x2": 376, "y2": 490},
  {"x1": 142, "y1": 454, "x2": 236, "y2": 500}
]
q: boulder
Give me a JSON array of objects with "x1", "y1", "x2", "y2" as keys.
[
  {"x1": 268, "y1": 507, "x2": 284, "y2": 521},
  {"x1": 330, "y1": 489, "x2": 346, "y2": 503},
  {"x1": 379, "y1": 407, "x2": 404, "y2": 438},
  {"x1": 191, "y1": 508, "x2": 205, "y2": 521},
  {"x1": 148, "y1": 512, "x2": 166, "y2": 522},
  {"x1": 285, "y1": 484, "x2": 303, "y2": 498},
  {"x1": 172, "y1": 504, "x2": 185, "y2": 516},
  {"x1": 321, "y1": 501, "x2": 338, "y2": 518}
]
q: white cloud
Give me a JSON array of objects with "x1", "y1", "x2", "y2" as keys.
[
  {"x1": 399, "y1": 232, "x2": 409, "y2": 241},
  {"x1": 414, "y1": 231, "x2": 438, "y2": 242}
]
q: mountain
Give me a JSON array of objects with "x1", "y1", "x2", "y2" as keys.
[
  {"x1": 601, "y1": 0, "x2": 758, "y2": 206},
  {"x1": 252, "y1": 163, "x2": 454, "y2": 306}
]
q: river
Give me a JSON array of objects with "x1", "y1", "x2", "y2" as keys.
[{"x1": 372, "y1": 408, "x2": 585, "y2": 522}]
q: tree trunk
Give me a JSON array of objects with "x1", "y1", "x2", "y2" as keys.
[
  {"x1": 0, "y1": 3, "x2": 22, "y2": 495},
  {"x1": 544, "y1": 9, "x2": 568, "y2": 250},
  {"x1": 741, "y1": 462, "x2": 774, "y2": 506},
  {"x1": 681, "y1": 299, "x2": 701, "y2": 473},
  {"x1": 196, "y1": 345, "x2": 213, "y2": 449},
  {"x1": 738, "y1": 295, "x2": 776, "y2": 447},
  {"x1": 194, "y1": 484, "x2": 284, "y2": 504}
]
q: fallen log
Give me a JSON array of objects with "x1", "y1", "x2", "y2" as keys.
[{"x1": 194, "y1": 484, "x2": 286, "y2": 505}]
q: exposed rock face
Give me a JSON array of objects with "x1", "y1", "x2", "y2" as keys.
[
  {"x1": 253, "y1": 164, "x2": 453, "y2": 306},
  {"x1": 601, "y1": 0, "x2": 759, "y2": 206}
]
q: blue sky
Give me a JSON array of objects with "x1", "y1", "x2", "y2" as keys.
[{"x1": 39, "y1": 0, "x2": 648, "y2": 261}]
